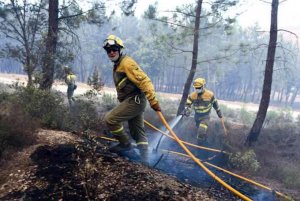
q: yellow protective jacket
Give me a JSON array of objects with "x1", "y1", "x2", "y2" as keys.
[
  {"x1": 185, "y1": 89, "x2": 221, "y2": 116},
  {"x1": 65, "y1": 73, "x2": 76, "y2": 86},
  {"x1": 113, "y1": 55, "x2": 158, "y2": 106}
]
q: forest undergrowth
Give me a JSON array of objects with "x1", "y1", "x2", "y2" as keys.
[{"x1": 0, "y1": 84, "x2": 299, "y2": 200}]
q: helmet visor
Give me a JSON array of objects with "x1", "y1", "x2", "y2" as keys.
[{"x1": 103, "y1": 39, "x2": 116, "y2": 48}]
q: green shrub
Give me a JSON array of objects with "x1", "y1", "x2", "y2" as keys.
[
  {"x1": 101, "y1": 93, "x2": 117, "y2": 111},
  {"x1": 13, "y1": 86, "x2": 68, "y2": 129},
  {"x1": 264, "y1": 110, "x2": 280, "y2": 127},
  {"x1": 229, "y1": 149, "x2": 260, "y2": 173},
  {"x1": 63, "y1": 98, "x2": 103, "y2": 132},
  {"x1": 151, "y1": 94, "x2": 178, "y2": 115},
  {"x1": 264, "y1": 108, "x2": 295, "y2": 127},
  {"x1": 0, "y1": 101, "x2": 38, "y2": 157},
  {"x1": 268, "y1": 162, "x2": 300, "y2": 188},
  {"x1": 239, "y1": 107, "x2": 255, "y2": 125},
  {"x1": 219, "y1": 104, "x2": 238, "y2": 119},
  {"x1": 278, "y1": 108, "x2": 294, "y2": 122},
  {"x1": 81, "y1": 89, "x2": 99, "y2": 100},
  {"x1": 87, "y1": 68, "x2": 104, "y2": 92}
]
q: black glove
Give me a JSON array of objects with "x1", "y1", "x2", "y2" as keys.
[
  {"x1": 217, "y1": 110, "x2": 222, "y2": 118},
  {"x1": 183, "y1": 107, "x2": 191, "y2": 117},
  {"x1": 151, "y1": 102, "x2": 161, "y2": 111}
]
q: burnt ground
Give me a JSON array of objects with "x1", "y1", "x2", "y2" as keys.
[{"x1": 0, "y1": 129, "x2": 243, "y2": 201}]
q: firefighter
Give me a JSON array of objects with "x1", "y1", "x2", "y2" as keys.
[
  {"x1": 183, "y1": 78, "x2": 222, "y2": 141},
  {"x1": 64, "y1": 66, "x2": 77, "y2": 106},
  {"x1": 102, "y1": 35, "x2": 161, "y2": 163}
]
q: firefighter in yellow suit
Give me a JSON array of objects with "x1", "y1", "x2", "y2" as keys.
[
  {"x1": 102, "y1": 35, "x2": 161, "y2": 163},
  {"x1": 184, "y1": 78, "x2": 222, "y2": 141},
  {"x1": 64, "y1": 66, "x2": 77, "y2": 106}
]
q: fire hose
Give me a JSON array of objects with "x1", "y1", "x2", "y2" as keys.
[
  {"x1": 160, "y1": 149, "x2": 291, "y2": 201},
  {"x1": 142, "y1": 118, "x2": 290, "y2": 200},
  {"x1": 97, "y1": 134, "x2": 290, "y2": 201},
  {"x1": 97, "y1": 113, "x2": 291, "y2": 200},
  {"x1": 156, "y1": 111, "x2": 252, "y2": 201},
  {"x1": 143, "y1": 119, "x2": 228, "y2": 154}
]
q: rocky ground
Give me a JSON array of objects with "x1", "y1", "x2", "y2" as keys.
[{"x1": 0, "y1": 129, "x2": 242, "y2": 201}]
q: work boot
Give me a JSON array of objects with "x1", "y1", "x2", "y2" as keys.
[
  {"x1": 109, "y1": 142, "x2": 132, "y2": 153},
  {"x1": 137, "y1": 144, "x2": 149, "y2": 166},
  {"x1": 197, "y1": 133, "x2": 207, "y2": 142},
  {"x1": 109, "y1": 134, "x2": 131, "y2": 153}
]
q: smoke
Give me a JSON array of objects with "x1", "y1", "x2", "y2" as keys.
[{"x1": 251, "y1": 191, "x2": 278, "y2": 201}]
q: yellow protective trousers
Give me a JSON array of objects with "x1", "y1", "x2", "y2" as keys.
[
  {"x1": 194, "y1": 113, "x2": 210, "y2": 140},
  {"x1": 104, "y1": 94, "x2": 148, "y2": 145}
]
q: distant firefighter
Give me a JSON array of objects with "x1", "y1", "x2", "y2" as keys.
[
  {"x1": 183, "y1": 78, "x2": 223, "y2": 141},
  {"x1": 64, "y1": 66, "x2": 77, "y2": 106}
]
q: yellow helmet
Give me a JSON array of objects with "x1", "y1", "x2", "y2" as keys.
[
  {"x1": 64, "y1": 65, "x2": 71, "y2": 73},
  {"x1": 103, "y1": 34, "x2": 124, "y2": 48},
  {"x1": 193, "y1": 78, "x2": 206, "y2": 88}
]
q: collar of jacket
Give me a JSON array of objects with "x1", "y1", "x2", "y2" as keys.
[
  {"x1": 113, "y1": 53, "x2": 126, "y2": 70},
  {"x1": 197, "y1": 89, "x2": 206, "y2": 96}
]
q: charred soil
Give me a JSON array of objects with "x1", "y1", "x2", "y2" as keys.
[{"x1": 0, "y1": 129, "x2": 240, "y2": 201}]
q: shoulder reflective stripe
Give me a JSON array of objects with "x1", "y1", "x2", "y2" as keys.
[
  {"x1": 199, "y1": 123, "x2": 208, "y2": 130},
  {"x1": 136, "y1": 142, "x2": 149, "y2": 145},
  {"x1": 186, "y1": 99, "x2": 192, "y2": 104},
  {"x1": 111, "y1": 126, "x2": 124, "y2": 134},
  {"x1": 117, "y1": 77, "x2": 127, "y2": 88}
]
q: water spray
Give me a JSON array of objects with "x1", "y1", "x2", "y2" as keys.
[
  {"x1": 153, "y1": 115, "x2": 183, "y2": 152},
  {"x1": 156, "y1": 111, "x2": 252, "y2": 201}
]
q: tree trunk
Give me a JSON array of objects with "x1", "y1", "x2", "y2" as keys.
[
  {"x1": 245, "y1": 0, "x2": 278, "y2": 146},
  {"x1": 40, "y1": 0, "x2": 59, "y2": 90},
  {"x1": 177, "y1": 0, "x2": 202, "y2": 115},
  {"x1": 289, "y1": 87, "x2": 298, "y2": 107}
]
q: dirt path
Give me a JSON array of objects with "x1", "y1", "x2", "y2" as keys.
[{"x1": 0, "y1": 73, "x2": 299, "y2": 118}]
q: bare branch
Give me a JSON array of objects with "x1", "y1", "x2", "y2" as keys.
[
  {"x1": 151, "y1": 18, "x2": 193, "y2": 29},
  {"x1": 166, "y1": 42, "x2": 193, "y2": 54},
  {"x1": 258, "y1": 0, "x2": 272, "y2": 4},
  {"x1": 58, "y1": 4, "x2": 105, "y2": 20},
  {"x1": 277, "y1": 28, "x2": 299, "y2": 41},
  {"x1": 279, "y1": 0, "x2": 288, "y2": 3}
]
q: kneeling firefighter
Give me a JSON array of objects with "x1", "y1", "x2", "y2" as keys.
[
  {"x1": 183, "y1": 78, "x2": 222, "y2": 141},
  {"x1": 102, "y1": 35, "x2": 161, "y2": 164}
]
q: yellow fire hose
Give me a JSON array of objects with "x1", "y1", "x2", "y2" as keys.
[
  {"x1": 161, "y1": 149, "x2": 291, "y2": 201},
  {"x1": 144, "y1": 120, "x2": 228, "y2": 154},
  {"x1": 97, "y1": 135, "x2": 290, "y2": 200},
  {"x1": 156, "y1": 111, "x2": 252, "y2": 201}
]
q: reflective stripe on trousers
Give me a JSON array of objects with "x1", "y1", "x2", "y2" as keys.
[{"x1": 104, "y1": 94, "x2": 148, "y2": 144}]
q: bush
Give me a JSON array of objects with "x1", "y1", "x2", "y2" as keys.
[
  {"x1": 0, "y1": 101, "x2": 38, "y2": 157},
  {"x1": 239, "y1": 107, "x2": 255, "y2": 125},
  {"x1": 13, "y1": 86, "x2": 68, "y2": 129},
  {"x1": 264, "y1": 110, "x2": 280, "y2": 127},
  {"x1": 63, "y1": 98, "x2": 103, "y2": 132},
  {"x1": 229, "y1": 149, "x2": 260, "y2": 173},
  {"x1": 150, "y1": 94, "x2": 178, "y2": 115},
  {"x1": 101, "y1": 93, "x2": 118, "y2": 111},
  {"x1": 219, "y1": 104, "x2": 237, "y2": 119},
  {"x1": 268, "y1": 161, "x2": 300, "y2": 188}
]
